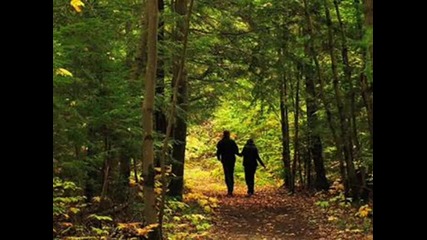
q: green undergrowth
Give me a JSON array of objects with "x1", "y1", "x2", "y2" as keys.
[
  {"x1": 314, "y1": 179, "x2": 373, "y2": 235},
  {"x1": 53, "y1": 175, "x2": 218, "y2": 240}
]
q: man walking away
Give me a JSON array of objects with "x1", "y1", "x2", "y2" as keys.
[{"x1": 216, "y1": 130, "x2": 240, "y2": 197}]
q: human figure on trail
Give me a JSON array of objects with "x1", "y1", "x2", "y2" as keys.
[
  {"x1": 216, "y1": 130, "x2": 240, "y2": 197},
  {"x1": 241, "y1": 139, "x2": 265, "y2": 197}
]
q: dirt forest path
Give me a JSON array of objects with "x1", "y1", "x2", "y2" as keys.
[
  {"x1": 208, "y1": 186, "x2": 322, "y2": 240},
  {"x1": 186, "y1": 166, "x2": 373, "y2": 240}
]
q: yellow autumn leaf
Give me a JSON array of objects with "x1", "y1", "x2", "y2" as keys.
[
  {"x1": 135, "y1": 228, "x2": 150, "y2": 237},
  {"x1": 129, "y1": 179, "x2": 137, "y2": 187},
  {"x1": 360, "y1": 210, "x2": 369, "y2": 217},
  {"x1": 117, "y1": 223, "x2": 127, "y2": 230},
  {"x1": 92, "y1": 196, "x2": 101, "y2": 203},
  {"x1": 204, "y1": 206, "x2": 211, "y2": 213},
  {"x1": 356, "y1": 204, "x2": 372, "y2": 218},
  {"x1": 177, "y1": 223, "x2": 188, "y2": 228},
  {"x1": 118, "y1": 222, "x2": 141, "y2": 230},
  {"x1": 70, "y1": 0, "x2": 85, "y2": 13},
  {"x1": 199, "y1": 199, "x2": 208, "y2": 206},
  {"x1": 56, "y1": 68, "x2": 73, "y2": 77},
  {"x1": 69, "y1": 207, "x2": 80, "y2": 214}
]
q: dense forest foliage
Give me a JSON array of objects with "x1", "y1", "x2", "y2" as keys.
[{"x1": 53, "y1": 0, "x2": 373, "y2": 239}]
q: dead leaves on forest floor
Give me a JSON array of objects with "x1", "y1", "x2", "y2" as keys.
[{"x1": 193, "y1": 185, "x2": 372, "y2": 240}]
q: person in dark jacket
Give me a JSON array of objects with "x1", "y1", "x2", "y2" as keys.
[
  {"x1": 216, "y1": 130, "x2": 240, "y2": 196},
  {"x1": 241, "y1": 139, "x2": 265, "y2": 196}
]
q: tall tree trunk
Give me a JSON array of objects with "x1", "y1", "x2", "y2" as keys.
[
  {"x1": 118, "y1": 149, "x2": 131, "y2": 203},
  {"x1": 334, "y1": 0, "x2": 372, "y2": 195},
  {"x1": 291, "y1": 68, "x2": 300, "y2": 193},
  {"x1": 298, "y1": 144, "x2": 304, "y2": 188},
  {"x1": 131, "y1": 0, "x2": 149, "y2": 83},
  {"x1": 159, "y1": 1, "x2": 193, "y2": 230},
  {"x1": 321, "y1": 0, "x2": 358, "y2": 197},
  {"x1": 349, "y1": 88, "x2": 360, "y2": 160},
  {"x1": 100, "y1": 159, "x2": 110, "y2": 203},
  {"x1": 303, "y1": 0, "x2": 348, "y2": 194},
  {"x1": 155, "y1": 0, "x2": 167, "y2": 168},
  {"x1": 302, "y1": 60, "x2": 328, "y2": 191},
  {"x1": 360, "y1": 74, "x2": 373, "y2": 149},
  {"x1": 333, "y1": 0, "x2": 361, "y2": 163},
  {"x1": 154, "y1": 0, "x2": 167, "y2": 236},
  {"x1": 169, "y1": 82, "x2": 188, "y2": 199},
  {"x1": 301, "y1": 0, "x2": 329, "y2": 191},
  {"x1": 133, "y1": 157, "x2": 139, "y2": 183},
  {"x1": 279, "y1": 48, "x2": 292, "y2": 190},
  {"x1": 168, "y1": 0, "x2": 190, "y2": 199},
  {"x1": 280, "y1": 79, "x2": 292, "y2": 190},
  {"x1": 304, "y1": 136, "x2": 312, "y2": 190},
  {"x1": 100, "y1": 128, "x2": 111, "y2": 204},
  {"x1": 364, "y1": 0, "x2": 373, "y2": 61},
  {"x1": 295, "y1": 65, "x2": 304, "y2": 187},
  {"x1": 84, "y1": 127, "x2": 98, "y2": 202},
  {"x1": 142, "y1": 0, "x2": 159, "y2": 238},
  {"x1": 354, "y1": 0, "x2": 373, "y2": 149},
  {"x1": 364, "y1": 0, "x2": 373, "y2": 149}
]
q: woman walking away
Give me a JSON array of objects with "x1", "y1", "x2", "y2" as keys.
[{"x1": 241, "y1": 139, "x2": 266, "y2": 197}]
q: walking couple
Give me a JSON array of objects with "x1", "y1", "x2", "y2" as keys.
[{"x1": 216, "y1": 130, "x2": 266, "y2": 197}]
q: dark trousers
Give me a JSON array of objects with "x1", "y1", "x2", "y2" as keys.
[
  {"x1": 222, "y1": 163, "x2": 235, "y2": 194},
  {"x1": 244, "y1": 166, "x2": 257, "y2": 194}
]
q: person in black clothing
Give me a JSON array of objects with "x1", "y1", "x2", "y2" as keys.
[
  {"x1": 241, "y1": 139, "x2": 265, "y2": 196},
  {"x1": 216, "y1": 130, "x2": 240, "y2": 196}
]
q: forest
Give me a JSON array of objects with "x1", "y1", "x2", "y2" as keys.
[{"x1": 53, "y1": 0, "x2": 373, "y2": 239}]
